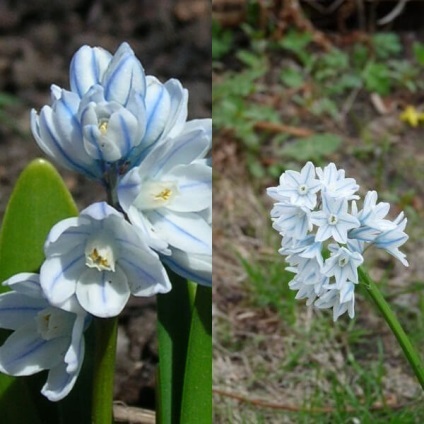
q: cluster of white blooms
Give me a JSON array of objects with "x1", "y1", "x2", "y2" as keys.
[
  {"x1": 0, "y1": 42, "x2": 211, "y2": 400},
  {"x1": 267, "y1": 162, "x2": 408, "y2": 321}
]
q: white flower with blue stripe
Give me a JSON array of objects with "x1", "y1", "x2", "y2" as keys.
[
  {"x1": 31, "y1": 42, "x2": 189, "y2": 183},
  {"x1": 268, "y1": 162, "x2": 409, "y2": 320},
  {"x1": 0, "y1": 273, "x2": 88, "y2": 401},
  {"x1": 39, "y1": 202, "x2": 171, "y2": 317},
  {"x1": 117, "y1": 119, "x2": 212, "y2": 286}
]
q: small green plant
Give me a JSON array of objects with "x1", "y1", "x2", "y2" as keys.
[{"x1": 212, "y1": 20, "x2": 234, "y2": 61}]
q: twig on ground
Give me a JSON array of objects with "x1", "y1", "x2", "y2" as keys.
[
  {"x1": 213, "y1": 387, "x2": 418, "y2": 413},
  {"x1": 113, "y1": 403, "x2": 155, "y2": 424},
  {"x1": 253, "y1": 121, "x2": 313, "y2": 137}
]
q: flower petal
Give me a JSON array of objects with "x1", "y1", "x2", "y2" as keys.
[
  {"x1": 161, "y1": 79, "x2": 188, "y2": 139},
  {"x1": 64, "y1": 313, "x2": 87, "y2": 374},
  {"x1": 143, "y1": 76, "x2": 171, "y2": 147},
  {"x1": 70, "y1": 45, "x2": 112, "y2": 97},
  {"x1": 103, "y1": 42, "x2": 146, "y2": 104},
  {"x1": 166, "y1": 163, "x2": 212, "y2": 212},
  {"x1": 40, "y1": 252, "x2": 85, "y2": 307},
  {"x1": 147, "y1": 209, "x2": 211, "y2": 254},
  {"x1": 44, "y1": 217, "x2": 90, "y2": 257},
  {"x1": 118, "y1": 249, "x2": 171, "y2": 296},
  {"x1": 81, "y1": 202, "x2": 123, "y2": 221},
  {"x1": 76, "y1": 267, "x2": 130, "y2": 317},
  {"x1": 3, "y1": 273, "x2": 44, "y2": 298},
  {"x1": 0, "y1": 323, "x2": 66, "y2": 376},
  {"x1": 161, "y1": 249, "x2": 212, "y2": 286},
  {"x1": 41, "y1": 357, "x2": 80, "y2": 402},
  {"x1": 0, "y1": 292, "x2": 46, "y2": 330}
]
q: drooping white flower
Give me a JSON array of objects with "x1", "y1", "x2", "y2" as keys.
[
  {"x1": 314, "y1": 283, "x2": 356, "y2": 321},
  {"x1": 117, "y1": 119, "x2": 212, "y2": 286},
  {"x1": 40, "y1": 202, "x2": 171, "y2": 317},
  {"x1": 0, "y1": 273, "x2": 88, "y2": 401},
  {"x1": 374, "y1": 212, "x2": 409, "y2": 266},
  {"x1": 272, "y1": 203, "x2": 312, "y2": 240}
]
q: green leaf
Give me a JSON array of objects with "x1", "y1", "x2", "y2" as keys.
[
  {"x1": 212, "y1": 20, "x2": 233, "y2": 60},
  {"x1": 0, "y1": 158, "x2": 78, "y2": 284},
  {"x1": 157, "y1": 273, "x2": 195, "y2": 423},
  {"x1": 362, "y1": 62, "x2": 391, "y2": 95},
  {"x1": 280, "y1": 67, "x2": 304, "y2": 88},
  {"x1": 371, "y1": 33, "x2": 402, "y2": 60},
  {"x1": 413, "y1": 42, "x2": 424, "y2": 66},
  {"x1": 180, "y1": 285, "x2": 212, "y2": 423},
  {"x1": 281, "y1": 133, "x2": 342, "y2": 162},
  {"x1": 0, "y1": 158, "x2": 78, "y2": 423}
]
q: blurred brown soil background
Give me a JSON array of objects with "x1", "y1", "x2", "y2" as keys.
[{"x1": 0, "y1": 0, "x2": 210, "y2": 417}]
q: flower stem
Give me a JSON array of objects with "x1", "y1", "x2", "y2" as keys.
[
  {"x1": 180, "y1": 285, "x2": 212, "y2": 423},
  {"x1": 358, "y1": 266, "x2": 424, "y2": 389},
  {"x1": 91, "y1": 316, "x2": 118, "y2": 424},
  {"x1": 156, "y1": 272, "x2": 194, "y2": 424}
]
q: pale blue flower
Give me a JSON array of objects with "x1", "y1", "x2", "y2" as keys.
[
  {"x1": 314, "y1": 284, "x2": 355, "y2": 321},
  {"x1": 268, "y1": 161, "x2": 408, "y2": 320},
  {"x1": 270, "y1": 161, "x2": 321, "y2": 209},
  {"x1": 0, "y1": 273, "x2": 88, "y2": 401},
  {"x1": 311, "y1": 195, "x2": 360, "y2": 243},
  {"x1": 374, "y1": 212, "x2": 409, "y2": 266},
  {"x1": 272, "y1": 203, "x2": 312, "y2": 240},
  {"x1": 117, "y1": 119, "x2": 212, "y2": 286},
  {"x1": 322, "y1": 245, "x2": 364, "y2": 288},
  {"x1": 31, "y1": 42, "x2": 190, "y2": 182},
  {"x1": 40, "y1": 202, "x2": 171, "y2": 317},
  {"x1": 316, "y1": 162, "x2": 359, "y2": 200}
]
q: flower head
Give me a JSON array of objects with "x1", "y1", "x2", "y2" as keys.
[
  {"x1": 40, "y1": 202, "x2": 171, "y2": 317},
  {"x1": 0, "y1": 273, "x2": 88, "y2": 401},
  {"x1": 268, "y1": 161, "x2": 408, "y2": 320},
  {"x1": 31, "y1": 42, "x2": 189, "y2": 183}
]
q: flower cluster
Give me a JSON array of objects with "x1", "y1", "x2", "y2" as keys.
[
  {"x1": 0, "y1": 42, "x2": 211, "y2": 400},
  {"x1": 267, "y1": 162, "x2": 408, "y2": 321}
]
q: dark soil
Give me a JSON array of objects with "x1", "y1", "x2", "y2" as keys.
[{"x1": 0, "y1": 0, "x2": 210, "y2": 413}]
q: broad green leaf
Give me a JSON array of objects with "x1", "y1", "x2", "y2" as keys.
[
  {"x1": 0, "y1": 158, "x2": 78, "y2": 424},
  {"x1": 157, "y1": 273, "x2": 195, "y2": 424},
  {"x1": 180, "y1": 285, "x2": 212, "y2": 423},
  {"x1": 0, "y1": 158, "x2": 78, "y2": 284},
  {"x1": 281, "y1": 133, "x2": 342, "y2": 162}
]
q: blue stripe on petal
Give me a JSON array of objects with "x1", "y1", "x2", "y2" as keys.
[
  {"x1": 50, "y1": 254, "x2": 85, "y2": 291},
  {"x1": 161, "y1": 255, "x2": 211, "y2": 287},
  {"x1": 7, "y1": 339, "x2": 48, "y2": 368},
  {"x1": 151, "y1": 210, "x2": 210, "y2": 251},
  {"x1": 42, "y1": 114, "x2": 99, "y2": 179},
  {"x1": 118, "y1": 256, "x2": 157, "y2": 285}
]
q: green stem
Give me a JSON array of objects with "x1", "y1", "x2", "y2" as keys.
[
  {"x1": 156, "y1": 273, "x2": 195, "y2": 424},
  {"x1": 91, "y1": 317, "x2": 118, "y2": 424},
  {"x1": 180, "y1": 285, "x2": 212, "y2": 423},
  {"x1": 358, "y1": 266, "x2": 424, "y2": 390}
]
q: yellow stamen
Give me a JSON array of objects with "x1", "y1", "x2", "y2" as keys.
[
  {"x1": 99, "y1": 120, "x2": 108, "y2": 135},
  {"x1": 89, "y1": 248, "x2": 110, "y2": 268},
  {"x1": 155, "y1": 188, "x2": 172, "y2": 201}
]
